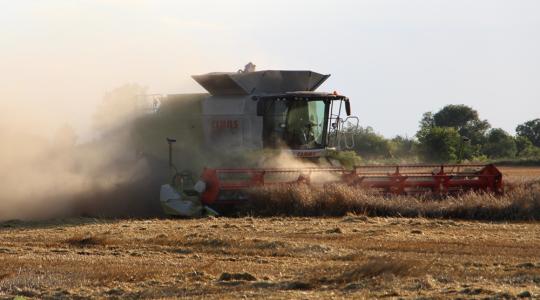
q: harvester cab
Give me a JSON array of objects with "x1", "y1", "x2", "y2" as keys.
[
  {"x1": 190, "y1": 63, "x2": 359, "y2": 158},
  {"x1": 255, "y1": 91, "x2": 357, "y2": 156}
]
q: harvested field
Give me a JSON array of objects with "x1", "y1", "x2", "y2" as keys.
[
  {"x1": 1, "y1": 217, "x2": 540, "y2": 299},
  {"x1": 500, "y1": 166, "x2": 540, "y2": 180}
]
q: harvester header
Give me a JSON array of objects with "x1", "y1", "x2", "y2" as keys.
[{"x1": 198, "y1": 164, "x2": 503, "y2": 206}]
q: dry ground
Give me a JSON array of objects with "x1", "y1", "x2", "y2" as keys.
[
  {"x1": 0, "y1": 166, "x2": 539, "y2": 299},
  {"x1": 500, "y1": 166, "x2": 540, "y2": 180}
]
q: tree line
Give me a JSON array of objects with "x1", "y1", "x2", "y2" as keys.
[{"x1": 345, "y1": 105, "x2": 540, "y2": 163}]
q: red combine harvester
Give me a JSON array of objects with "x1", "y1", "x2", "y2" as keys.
[{"x1": 153, "y1": 64, "x2": 504, "y2": 216}]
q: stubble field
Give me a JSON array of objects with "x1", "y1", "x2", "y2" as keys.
[{"x1": 0, "y1": 166, "x2": 539, "y2": 299}]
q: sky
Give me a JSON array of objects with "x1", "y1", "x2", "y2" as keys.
[{"x1": 1, "y1": 0, "x2": 539, "y2": 138}]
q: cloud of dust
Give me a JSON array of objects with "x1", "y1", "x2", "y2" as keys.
[
  {"x1": 0, "y1": 84, "x2": 157, "y2": 221},
  {"x1": 257, "y1": 150, "x2": 342, "y2": 184}
]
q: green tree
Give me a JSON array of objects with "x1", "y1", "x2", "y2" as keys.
[
  {"x1": 348, "y1": 126, "x2": 392, "y2": 159},
  {"x1": 482, "y1": 128, "x2": 516, "y2": 158},
  {"x1": 417, "y1": 127, "x2": 461, "y2": 162},
  {"x1": 389, "y1": 135, "x2": 418, "y2": 159},
  {"x1": 514, "y1": 136, "x2": 540, "y2": 158},
  {"x1": 515, "y1": 136, "x2": 533, "y2": 157},
  {"x1": 433, "y1": 104, "x2": 490, "y2": 145},
  {"x1": 521, "y1": 147, "x2": 540, "y2": 158},
  {"x1": 516, "y1": 119, "x2": 540, "y2": 147},
  {"x1": 418, "y1": 105, "x2": 490, "y2": 160},
  {"x1": 416, "y1": 112, "x2": 435, "y2": 139},
  {"x1": 418, "y1": 112, "x2": 435, "y2": 130}
]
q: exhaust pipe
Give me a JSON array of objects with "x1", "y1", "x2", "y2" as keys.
[{"x1": 166, "y1": 137, "x2": 178, "y2": 179}]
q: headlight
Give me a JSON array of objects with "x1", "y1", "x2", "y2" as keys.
[{"x1": 193, "y1": 180, "x2": 207, "y2": 193}]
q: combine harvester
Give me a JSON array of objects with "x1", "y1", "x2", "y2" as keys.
[{"x1": 143, "y1": 63, "x2": 503, "y2": 217}]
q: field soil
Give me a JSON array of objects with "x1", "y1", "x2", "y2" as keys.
[
  {"x1": 1, "y1": 216, "x2": 539, "y2": 299},
  {"x1": 0, "y1": 166, "x2": 539, "y2": 299},
  {"x1": 500, "y1": 166, "x2": 540, "y2": 179}
]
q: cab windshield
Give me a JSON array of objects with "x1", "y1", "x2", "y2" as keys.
[{"x1": 262, "y1": 99, "x2": 328, "y2": 149}]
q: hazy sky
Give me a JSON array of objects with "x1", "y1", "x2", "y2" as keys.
[{"x1": 1, "y1": 0, "x2": 539, "y2": 138}]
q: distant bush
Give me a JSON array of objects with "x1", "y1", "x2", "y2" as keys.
[
  {"x1": 347, "y1": 126, "x2": 393, "y2": 160},
  {"x1": 493, "y1": 158, "x2": 540, "y2": 166},
  {"x1": 416, "y1": 127, "x2": 461, "y2": 162},
  {"x1": 389, "y1": 136, "x2": 418, "y2": 161},
  {"x1": 516, "y1": 119, "x2": 540, "y2": 147},
  {"x1": 483, "y1": 128, "x2": 517, "y2": 159}
]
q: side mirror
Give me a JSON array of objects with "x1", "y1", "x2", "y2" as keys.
[{"x1": 345, "y1": 99, "x2": 351, "y2": 116}]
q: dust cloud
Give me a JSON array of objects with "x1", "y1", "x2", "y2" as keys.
[
  {"x1": 0, "y1": 85, "x2": 160, "y2": 221},
  {"x1": 255, "y1": 150, "x2": 342, "y2": 184}
]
